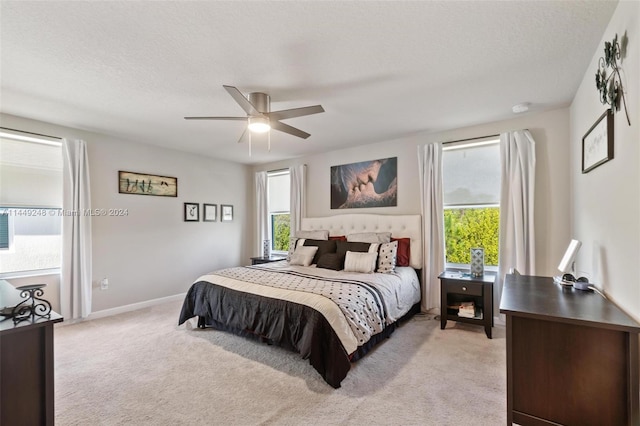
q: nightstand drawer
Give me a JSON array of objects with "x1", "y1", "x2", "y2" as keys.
[{"x1": 443, "y1": 281, "x2": 483, "y2": 297}]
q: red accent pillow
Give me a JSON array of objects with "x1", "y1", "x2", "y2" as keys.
[
  {"x1": 392, "y1": 237, "x2": 411, "y2": 266},
  {"x1": 329, "y1": 235, "x2": 347, "y2": 241}
]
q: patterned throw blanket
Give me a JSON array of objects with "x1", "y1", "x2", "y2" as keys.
[{"x1": 213, "y1": 266, "x2": 388, "y2": 345}]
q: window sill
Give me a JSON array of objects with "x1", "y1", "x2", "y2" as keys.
[
  {"x1": 0, "y1": 268, "x2": 61, "y2": 280},
  {"x1": 445, "y1": 264, "x2": 498, "y2": 274}
]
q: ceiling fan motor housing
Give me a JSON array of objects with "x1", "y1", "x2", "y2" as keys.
[{"x1": 248, "y1": 92, "x2": 270, "y2": 113}]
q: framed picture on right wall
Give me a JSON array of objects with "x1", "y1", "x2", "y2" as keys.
[
  {"x1": 221, "y1": 204, "x2": 234, "y2": 222},
  {"x1": 582, "y1": 109, "x2": 614, "y2": 173}
]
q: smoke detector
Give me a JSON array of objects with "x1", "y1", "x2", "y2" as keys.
[{"x1": 512, "y1": 103, "x2": 530, "y2": 114}]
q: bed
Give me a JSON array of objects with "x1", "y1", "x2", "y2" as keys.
[{"x1": 178, "y1": 214, "x2": 422, "y2": 388}]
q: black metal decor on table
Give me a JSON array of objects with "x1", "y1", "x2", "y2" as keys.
[{"x1": 10, "y1": 284, "x2": 52, "y2": 324}]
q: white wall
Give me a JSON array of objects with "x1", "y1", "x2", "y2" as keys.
[
  {"x1": 0, "y1": 113, "x2": 251, "y2": 313},
  {"x1": 254, "y1": 107, "x2": 572, "y2": 279},
  {"x1": 570, "y1": 1, "x2": 640, "y2": 319}
]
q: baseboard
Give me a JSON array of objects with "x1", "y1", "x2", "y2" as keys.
[{"x1": 59, "y1": 293, "x2": 185, "y2": 325}]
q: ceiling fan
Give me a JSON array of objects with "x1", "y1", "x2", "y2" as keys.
[{"x1": 185, "y1": 85, "x2": 325, "y2": 147}]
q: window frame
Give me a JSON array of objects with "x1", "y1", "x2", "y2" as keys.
[
  {"x1": 0, "y1": 131, "x2": 63, "y2": 278},
  {"x1": 267, "y1": 169, "x2": 291, "y2": 255},
  {"x1": 269, "y1": 210, "x2": 290, "y2": 255},
  {"x1": 442, "y1": 138, "x2": 500, "y2": 272}
]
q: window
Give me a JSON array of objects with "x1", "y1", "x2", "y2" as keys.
[
  {"x1": 267, "y1": 170, "x2": 290, "y2": 253},
  {"x1": 442, "y1": 137, "x2": 500, "y2": 268},
  {"x1": 0, "y1": 132, "x2": 63, "y2": 277}
]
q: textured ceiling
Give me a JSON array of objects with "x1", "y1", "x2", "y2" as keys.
[{"x1": 0, "y1": 1, "x2": 617, "y2": 165}]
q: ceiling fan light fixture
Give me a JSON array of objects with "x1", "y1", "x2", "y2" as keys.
[{"x1": 248, "y1": 116, "x2": 270, "y2": 133}]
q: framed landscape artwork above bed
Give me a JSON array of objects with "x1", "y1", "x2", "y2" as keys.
[
  {"x1": 118, "y1": 171, "x2": 178, "y2": 197},
  {"x1": 330, "y1": 157, "x2": 397, "y2": 209}
]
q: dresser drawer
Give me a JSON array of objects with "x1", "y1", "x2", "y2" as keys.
[{"x1": 443, "y1": 280, "x2": 483, "y2": 297}]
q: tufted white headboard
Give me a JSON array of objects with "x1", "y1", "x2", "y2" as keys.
[{"x1": 301, "y1": 214, "x2": 422, "y2": 269}]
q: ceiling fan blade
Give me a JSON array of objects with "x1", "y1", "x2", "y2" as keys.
[
  {"x1": 268, "y1": 105, "x2": 325, "y2": 121},
  {"x1": 184, "y1": 116, "x2": 247, "y2": 120},
  {"x1": 237, "y1": 127, "x2": 249, "y2": 144},
  {"x1": 223, "y1": 85, "x2": 260, "y2": 116},
  {"x1": 270, "y1": 120, "x2": 311, "y2": 139}
]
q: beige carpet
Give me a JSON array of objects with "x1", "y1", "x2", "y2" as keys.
[{"x1": 54, "y1": 300, "x2": 506, "y2": 425}]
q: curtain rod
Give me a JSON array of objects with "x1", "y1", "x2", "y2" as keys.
[
  {"x1": 268, "y1": 167, "x2": 290, "y2": 174},
  {"x1": 442, "y1": 129, "x2": 530, "y2": 145},
  {"x1": 0, "y1": 126, "x2": 62, "y2": 140},
  {"x1": 442, "y1": 134, "x2": 500, "y2": 145}
]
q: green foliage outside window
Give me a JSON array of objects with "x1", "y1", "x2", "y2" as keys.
[
  {"x1": 444, "y1": 207, "x2": 499, "y2": 266},
  {"x1": 272, "y1": 214, "x2": 290, "y2": 251}
]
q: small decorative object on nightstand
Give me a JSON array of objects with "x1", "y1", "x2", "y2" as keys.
[
  {"x1": 250, "y1": 256, "x2": 285, "y2": 265},
  {"x1": 470, "y1": 248, "x2": 484, "y2": 277},
  {"x1": 438, "y1": 271, "x2": 495, "y2": 338}
]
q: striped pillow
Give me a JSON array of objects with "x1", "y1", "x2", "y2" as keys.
[{"x1": 343, "y1": 251, "x2": 378, "y2": 273}]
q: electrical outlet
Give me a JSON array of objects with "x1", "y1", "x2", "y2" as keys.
[{"x1": 100, "y1": 278, "x2": 109, "y2": 290}]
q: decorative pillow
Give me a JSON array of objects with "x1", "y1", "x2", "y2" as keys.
[
  {"x1": 343, "y1": 251, "x2": 378, "y2": 273},
  {"x1": 316, "y1": 253, "x2": 344, "y2": 271},
  {"x1": 328, "y1": 235, "x2": 347, "y2": 241},
  {"x1": 302, "y1": 239, "x2": 337, "y2": 264},
  {"x1": 347, "y1": 232, "x2": 392, "y2": 244},
  {"x1": 377, "y1": 240, "x2": 398, "y2": 273},
  {"x1": 289, "y1": 246, "x2": 319, "y2": 267},
  {"x1": 391, "y1": 237, "x2": 411, "y2": 267},
  {"x1": 336, "y1": 240, "x2": 371, "y2": 258},
  {"x1": 295, "y1": 230, "x2": 329, "y2": 240}
]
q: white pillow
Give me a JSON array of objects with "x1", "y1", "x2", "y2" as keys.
[
  {"x1": 377, "y1": 240, "x2": 398, "y2": 273},
  {"x1": 286, "y1": 238, "x2": 312, "y2": 261},
  {"x1": 347, "y1": 232, "x2": 392, "y2": 244},
  {"x1": 289, "y1": 246, "x2": 319, "y2": 267},
  {"x1": 296, "y1": 230, "x2": 329, "y2": 240},
  {"x1": 344, "y1": 251, "x2": 378, "y2": 273}
]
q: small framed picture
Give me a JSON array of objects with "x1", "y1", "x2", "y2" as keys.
[
  {"x1": 582, "y1": 109, "x2": 614, "y2": 173},
  {"x1": 184, "y1": 203, "x2": 199, "y2": 222},
  {"x1": 221, "y1": 204, "x2": 234, "y2": 222},
  {"x1": 203, "y1": 204, "x2": 217, "y2": 222}
]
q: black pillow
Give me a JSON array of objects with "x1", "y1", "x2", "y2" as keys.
[
  {"x1": 316, "y1": 253, "x2": 344, "y2": 271},
  {"x1": 336, "y1": 240, "x2": 371, "y2": 258},
  {"x1": 303, "y1": 239, "x2": 337, "y2": 264}
]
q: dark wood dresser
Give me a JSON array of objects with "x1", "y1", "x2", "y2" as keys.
[
  {"x1": 500, "y1": 274, "x2": 640, "y2": 426},
  {"x1": 0, "y1": 281, "x2": 63, "y2": 426}
]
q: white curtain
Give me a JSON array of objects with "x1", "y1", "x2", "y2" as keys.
[
  {"x1": 498, "y1": 130, "x2": 536, "y2": 301},
  {"x1": 255, "y1": 171, "x2": 268, "y2": 256},
  {"x1": 417, "y1": 143, "x2": 445, "y2": 312},
  {"x1": 61, "y1": 139, "x2": 92, "y2": 319},
  {"x1": 290, "y1": 164, "x2": 306, "y2": 236}
]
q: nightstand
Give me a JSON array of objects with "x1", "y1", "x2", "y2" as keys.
[
  {"x1": 250, "y1": 256, "x2": 286, "y2": 265},
  {"x1": 438, "y1": 271, "x2": 495, "y2": 338}
]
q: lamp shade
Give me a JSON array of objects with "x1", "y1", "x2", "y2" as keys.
[{"x1": 558, "y1": 239, "x2": 582, "y2": 273}]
